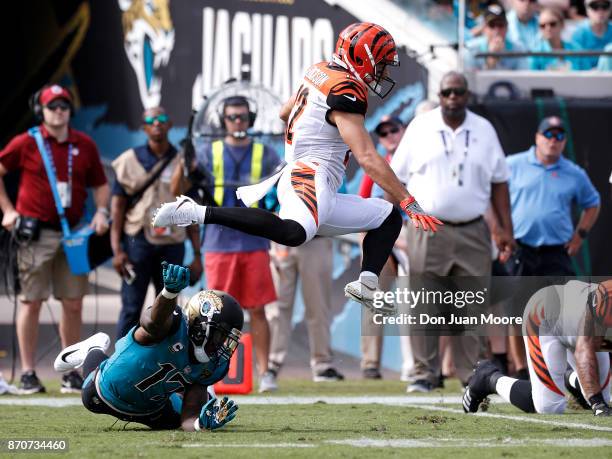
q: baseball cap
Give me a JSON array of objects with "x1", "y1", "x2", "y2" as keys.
[
  {"x1": 39, "y1": 85, "x2": 73, "y2": 106},
  {"x1": 484, "y1": 3, "x2": 507, "y2": 24},
  {"x1": 537, "y1": 116, "x2": 565, "y2": 133},
  {"x1": 375, "y1": 116, "x2": 404, "y2": 135}
]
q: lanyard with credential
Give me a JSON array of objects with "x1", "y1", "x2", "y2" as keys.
[
  {"x1": 440, "y1": 130, "x2": 470, "y2": 186},
  {"x1": 43, "y1": 139, "x2": 73, "y2": 199}
]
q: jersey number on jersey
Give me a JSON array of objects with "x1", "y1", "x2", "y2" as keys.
[
  {"x1": 285, "y1": 85, "x2": 309, "y2": 145},
  {"x1": 135, "y1": 362, "x2": 190, "y2": 397}
]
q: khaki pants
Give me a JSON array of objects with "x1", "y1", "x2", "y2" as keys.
[
  {"x1": 405, "y1": 218, "x2": 490, "y2": 385},
  {"x1": 18, "y1": 229, "x2": 88, "y2": 302},
  {"x1": 266, "y1": 237, "x2": 334, "y2": 374}
]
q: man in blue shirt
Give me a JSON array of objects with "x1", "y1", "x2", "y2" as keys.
[
  {"x1": 466, "y1": 3, "x2": 529, "y2": 70},
  {"x1": 507, "y1": 116, "x2": 600, "y2": 276},
  {"x1": 506, "y1": 0, "x2": 540, "y2": 51},
  {"x1": 572, "y1": 0, "x2": 612, "y2": 68},
  {"x1": 171, "y1": 96, "x2": 280, "y2": 393}
]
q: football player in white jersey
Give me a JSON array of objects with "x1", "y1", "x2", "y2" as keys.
[
  {"x1": 153, "y1": 22, "x2": 442, "y2": 314},
  {"x1": 463, "y1": 280, "x2": 612, "y2": 416}
]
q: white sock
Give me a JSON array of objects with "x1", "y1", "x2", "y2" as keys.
[
  {"x1": 495, "y1": 376, "x2": 518, "y2": 403},
  {"x1": 359, "y1": 271, "x2": 378, "y2": 289},
  {"x1": 568, "y1": 371, "x2": 579, "y2": 389}
]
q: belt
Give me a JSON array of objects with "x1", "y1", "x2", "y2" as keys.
[
  {"x1": 439, "y1": 216, "x2": 483, "y2": 227},
  {"x1": 517, "y1": 240, "x2": 565, "y2": 253}
]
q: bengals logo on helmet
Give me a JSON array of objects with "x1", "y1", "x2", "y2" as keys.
[{"x1": 332, "y1": 22, "x2": 399, "y2": 98}]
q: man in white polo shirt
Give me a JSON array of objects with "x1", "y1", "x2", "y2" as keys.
[{"x1": 390, "y1": 71, "x2": 515, "y2": 392}]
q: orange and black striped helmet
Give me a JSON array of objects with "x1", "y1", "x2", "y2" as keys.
[{"x1": 332, "y1": 22, "x2": 400, "y2": 98}]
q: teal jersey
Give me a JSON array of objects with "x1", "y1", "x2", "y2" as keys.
[{"x1": 96, "y1": 309, "x2": 229, "y2": 414}]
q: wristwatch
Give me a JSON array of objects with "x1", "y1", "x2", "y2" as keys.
[{"x1": 577, "y1": 228, "x2": 589, "y2": 239}]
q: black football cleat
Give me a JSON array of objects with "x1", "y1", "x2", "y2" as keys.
[{"x1": 462, "y1": 360, "x2": 500, "y2": 413}]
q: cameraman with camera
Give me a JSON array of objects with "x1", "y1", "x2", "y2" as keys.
[
  {"x1": 0, "y1": 84, "x2": 110, "y2": 394},
  {"x1": 170, "y1": 95, "x2": 280, "y2": 393}
]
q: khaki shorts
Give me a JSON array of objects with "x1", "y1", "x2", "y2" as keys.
[{"x1": 18, "y1": 229, "x2": 89, "y2": 302}]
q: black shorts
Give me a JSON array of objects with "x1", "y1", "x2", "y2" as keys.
[{"x1": 81, "y1": 370, "x2": 182, "y2": 430}]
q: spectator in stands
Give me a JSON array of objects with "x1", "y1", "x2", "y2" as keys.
[
  {"x1": 265, "y1": 237, "x2": 344, "y2": 387},
  {"x1": 466, "y1": 3, "x2": 529, "y2": 70},
  {"x1": 597, "y1": 41, "x2": 612, "y2": 68},
  {"x1": 531, "y1": 7, "x2": 590, "y2": 70},
  {"x1": 507, "y1": 0, "x2": 541, "y2": 50},
  {"x1": 390, "y1": 72, "x2": 514, "y2": 392},
  {"x1": 507, "y1": 116, "x2": 600, "y2": 276},
  {"x1": 359, "y1": 116, "x2": 405, "y2": 380},
  {"x1": 170, "y1": 96, "x2": 279, "y2": 393},
  {"x1": 0, "y1": 84, "x2": 110, "y2": 394},
  {"x1": 111, "y1": 106, "x2": 202, "y2": 339},
  {"x1": 572, "y1": 0, "x2": 612, "y2": 68}
]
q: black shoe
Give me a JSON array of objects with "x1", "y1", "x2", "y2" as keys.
[
  {"x1": 61, "y1": 370, "x2": 83, "y2": 394},
  {"x1": 406, "y1": 379, "x2": 435, "y2": 393},
  {"x1": 437, "y1": 374, "x2": 446, "y2": 389},
  {"x1": 313, "y1": 368, "x2": 345, "y2": 382},
  {"x1": 462, "y1": 360, "x2": 500, "y2": 413},
  {"x1": 363, "y1": 368, "x2": 382, "y2": 380},
  {"x1": 18, "y1": 371, "x2": 46, "y2": 395},
  {"x1": 564, "y1": 369, "x2": 590, "y2": 410}
]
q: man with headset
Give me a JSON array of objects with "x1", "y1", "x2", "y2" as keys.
[
  {"x1": 0, "y1": 84, "x2": 109, "y2": 394},
  {"x1": 170, "y1": 95, "x2": 281, "y2": 393}
]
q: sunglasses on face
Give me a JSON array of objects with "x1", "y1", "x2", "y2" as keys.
[
  {"x1": 440, "y1": 87, "x2": 467, "y2": 98},
  {"x1": 487, "y1": 21, "x2": 507, "y2": 29},
  {"x1": 542, "y1": 130, "x2": 566, "y2": 141},
  {"x1": 539, "y1": 21, "x2": 559, "y2": 29},
  {"x1": 379, "y1": 127, "x2": 400, "y2": 137},
  {"x1": 144, "y1": 113, "x2": 169, "y2": 125},
  {"x1": 588, "y1": 2, "x2": 611, "y2": 11},
  {"x1": 45, "y1": 100, "x2": 70, "y2": 111},
  {"x1": 225, "y1": 113, "x2": 249, "y2": 122}
]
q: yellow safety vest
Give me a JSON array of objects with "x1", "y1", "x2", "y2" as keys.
[{"x1": 211, "y1": 140, "x2": 264, "y2": 207}]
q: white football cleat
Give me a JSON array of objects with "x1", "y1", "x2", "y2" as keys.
[
  {"x1": 152, "y1": 195, "x2": 204, "y2": 228},
  {"x1": 344, "y1": 278, "x2": 396, "y2": 316},
  {"x1": 54, "y1": 332, "x2": 111, "y2": 373}
]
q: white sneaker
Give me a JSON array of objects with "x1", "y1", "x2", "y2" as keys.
[
  {"x1": 344, "y1": 279, "x2": 395, "y2": 316},
  {"x1": 152, "y1": 195, "x2": 204, "y2": 228},
  {"x1": 54, "y1": 332, "x2": 110, "y2": 373},
  {"x1": 258, "y1": 370, "x2": 278, "y2": 393}
]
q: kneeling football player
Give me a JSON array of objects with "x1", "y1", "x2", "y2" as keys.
[
  {"x1": 54, "y1": 261, "x2": 244, "y2": 431},
  {"x1": 463, "y1": 280, "x2": 612, "y2": 416}
]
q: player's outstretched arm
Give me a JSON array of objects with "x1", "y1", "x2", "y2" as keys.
[
  {"x1": 135, "y1": 262, "x2": 190, "y2": 344},
  {"x1": 331, "y1": 110, "x2": 442, "y2": 232},
  {"x1": 279, "y1": 92, "x2": 297, "y2": 122}
]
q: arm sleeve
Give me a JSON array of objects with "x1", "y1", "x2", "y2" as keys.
[
  {"x1": 85, "y1": 141, "x2": 108, "y2": 188},
  {"x1": 326, "y1": 80, "x2": 368, "y2": 116},
  {"x1": 576, "y1": 168, "x2": 600, "y2": 209},
  {"x1": 0, "y1": 134, "x2": 27, "y2": 172},
  {"x1": 488, "y1": 127, "x2": 510, "y2": 183}
]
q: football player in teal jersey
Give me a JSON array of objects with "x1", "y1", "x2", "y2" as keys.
[{"x1": 54, "y1": 262, "x2": 244, "y2": 431}]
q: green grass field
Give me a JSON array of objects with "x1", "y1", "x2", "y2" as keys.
[{"x1": 1, "y1": 379, "x2": 612, "y2": 458}]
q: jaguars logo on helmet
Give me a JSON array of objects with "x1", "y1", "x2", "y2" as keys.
[{"x1": 183, "y1": 290, "x2": 244, "y2": 364}]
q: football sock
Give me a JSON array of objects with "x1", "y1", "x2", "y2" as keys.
[
  {"x1": 492, "y1": 353, "x2": 508, "y2": 375},
  {"x1": 82, "y1": 349, "x2": 109, "y2": 380},
  {"x1": 206, "y1": 207, "x2": 307, "y2": 246},
  {"x1": 495, "y1": 376, "x2": 536, "y2": 413},
  {"x1": 361, "y1": 207, "x2": 402, "y2": 275}
]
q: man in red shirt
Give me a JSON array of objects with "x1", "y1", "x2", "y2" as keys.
[{"x1": 0, "y1": 84, "x2": 110, "y2": 394}]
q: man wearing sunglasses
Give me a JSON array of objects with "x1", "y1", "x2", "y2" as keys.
[
  {"x1": 111, "y1": 106, "x2": 202, "y2": 339},
  {"x1": 466, "y1": 3, "x2": 528, "y2": 70},
  {"x1": 572, "y1": 0, "x2": 612, "y2": 68},
  {"x1": 170, "y1": 95, "x2": 280, "y2": 393},
  {"x1": 507, "y1": 116, "x2": 600, "y2": 277},
  {"x1": 0, "y1": 84, "x2": 110, "y2": 395},
  {"x1": 390, "y1": 71, "x2": 514, "y2": 393}
]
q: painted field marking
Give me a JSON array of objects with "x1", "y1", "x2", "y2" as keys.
[{"x1": 327, "y1": 437, "x2": 612, "y2": 448}]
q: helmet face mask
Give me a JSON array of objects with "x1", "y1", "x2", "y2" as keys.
[
  {"x1": 333, "y1": 22, "x2": 400, "y2": 99},
  {"x1": 184, "y1": 290, "x2": 244, "y2": 364}
]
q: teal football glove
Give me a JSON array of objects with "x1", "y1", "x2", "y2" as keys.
[
  {"x1": 198, "y1": 396, "x2": 239, "y2": 430},
  {"x1": 161, "y1": 261, "x2": 190, "y2": 293}
]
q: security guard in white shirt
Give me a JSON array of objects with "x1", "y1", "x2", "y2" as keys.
[{"x1": 390, "y1": 71, "x2": 515, "y2": 392}]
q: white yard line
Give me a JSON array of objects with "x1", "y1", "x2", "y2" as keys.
[
  {"x1": 327, "y1": 438, "x2": 612, "y2": 448},
  {"x1": 183, "y1": 443, "x2": 315, "y2": 448}
]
